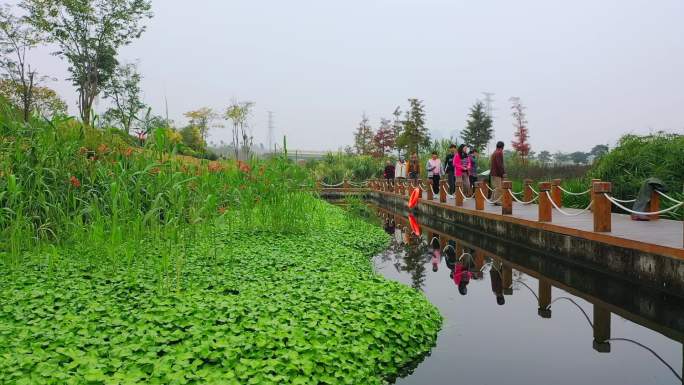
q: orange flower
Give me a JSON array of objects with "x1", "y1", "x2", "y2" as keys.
[
  {"x1": 207, "y1": 161, "x2": 222, "y2": 173},
  {"x1": 97, "y1": 143, "x2": 109, "y2": 154},
  {"x1": 149, "y1": 167, "x2": 161, "y2": 175},
  {"x1": 218, "y1": 206, "x2": 227, "y2": 214},
  {"x1": 237, "y1": 160, "x2": 251, "y2": 174},
  {"x1": 69, "y1": 176, "x2": 81, "y2": 188},
  {"x1": 123, "y1": 147, "x2": 134, "y2": 157}
]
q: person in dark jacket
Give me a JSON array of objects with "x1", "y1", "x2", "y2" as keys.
[
  {"x1": 469, "y1": 148, "x2": 479, "y2": 188},
  {"x1": 444, "y1": 144, "x2": 457, "y2": 194},
  {"x1": 407, "y1": 153, "x2": 420, "y2": 181},
  {"x1": 383, "y1": 160, "x2": 395, "y2": 185},
  {"x1": 489, "y1": 141, "x2": 506, "y2": 206}
]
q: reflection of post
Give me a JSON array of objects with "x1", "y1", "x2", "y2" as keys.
[
  {"x1": 474, "y1": 249, "x2": 485, "y2": 279},
  {"x1": 593, "y1": 304, "x2": 611, "y2": 353},
  {"x1": 455, "y1": 241, "x2": 464, "y2": 258},
  {"x1": 538, "y1": 279, "x2": 552, "y2": 318},
  {"x1": 502, "y1": 264, "x2": 513, "y2": 295}
]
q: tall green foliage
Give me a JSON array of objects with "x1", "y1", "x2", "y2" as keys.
[
  {"x1": 590, "y1": 133, "x2": 684, "y2": 198},
  {"x1": 396, "y1": 98, "x2": 430, "y2": 154}
]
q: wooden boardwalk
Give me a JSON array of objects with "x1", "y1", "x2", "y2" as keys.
[{"x1": 321, "y1": 186, "x2": 684, "y2": 259}]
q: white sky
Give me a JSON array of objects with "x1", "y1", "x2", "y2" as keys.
[{"x1": 26, "y1": 0, "x2": 684, "y2": 152}]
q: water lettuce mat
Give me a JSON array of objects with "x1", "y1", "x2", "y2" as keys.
[{"x1": 0, "y1": 207, "x2": 441, "y2": 384}]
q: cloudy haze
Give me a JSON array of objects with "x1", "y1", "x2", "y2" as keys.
[{"x1": 29, "y1": 0, "x2": 684, "y2": 152}]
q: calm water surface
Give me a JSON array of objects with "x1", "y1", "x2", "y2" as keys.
[{"x1": 373, "y1": 210, "x2": 684, "y2": 385}]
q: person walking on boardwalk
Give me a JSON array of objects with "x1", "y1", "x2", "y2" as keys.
[
  {"x1": 489, "y1": 141, "x2": 506, "y2": 206},
  {"x1": 408, "y1": 153, "x2": 420, "y2": 183},
  {"x1": 383, "y1": 160, "x2": 395, "y2": 186},
  {"x1": 469, "y1": 148, "x2": 479, "y2": 189},
  {"x1": 453, "y1": 144, "x2": 472, "y2": 197},
  {"x1": 444, "y1": 144, "x2": 457, "y2": 194},
  {"x1": 426, "y1": 151, "x2": 443, "y2": 197},
  {"x1": 395, "y1": 157, "x2": 407, "y2": 181}
]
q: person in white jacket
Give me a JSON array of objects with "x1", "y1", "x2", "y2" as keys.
[{"x1": 395, "y1": 157, "x2": 407, "y2": 180}]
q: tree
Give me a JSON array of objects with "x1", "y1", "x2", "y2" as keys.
[
  {"x1": 569, "y1": 151, "x2": 589, "y2": 165},
  {"x1": 372, "y1": 118, "x2": 395, "y2": 157},
  {"x1": 103, "y1": 63, "x2": 145, "y2": 133},
  {"x1": 460, "y1": 101, "x2": 493, "y2": 151},
  {"x1": 391, "y1": 106, "x2": 402, "y2": 154},
  {"x1": 22, "y1": 0, "x2": 152, "y2": 126},
  {"x1": 590, "y1": 144, "x2": 609, "y2": 157},
  {"x1": 225, "y1": 101, "x2": 254, "y2": 160},
  {"x1": 0, "y1": 5, "x2": 45, "y2": 122},
  {"x1": 510, "y1": 97, "x2": 531, "y2": 162},
  {"x1": 553, "y1": 151, "x2": 570, "y2": 164},
  {"x1": 184, "y1": 107, "x2": 218, "y2": 143},
  {"x1": 0, "y1": 79, "x2": 67, "y2": 118},
  {"x1": 353, "y1": 112, "x2": 374, "y2": 155},
  {"x1": 538, "y1": 150, "x2": 552, "y2": 164},
  {"x1": 396, "y1": 98, "x2": 430, "y2": 154},
  {"x1": 180, "y1": 125, "x2": 204, "y2": 152}
]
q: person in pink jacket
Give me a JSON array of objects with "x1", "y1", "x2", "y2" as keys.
[{"x1": 452, "y1": 144, "x2": 472, "y2": 196}]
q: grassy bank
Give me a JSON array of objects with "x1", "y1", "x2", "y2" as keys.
[{"x1": 0, "y1": 102, "x2": 442, "y2": 384}]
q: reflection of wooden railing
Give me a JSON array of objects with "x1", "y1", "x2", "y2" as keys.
[{"x1": 378, "y1": 206, "x2": 684, "y2": 376}]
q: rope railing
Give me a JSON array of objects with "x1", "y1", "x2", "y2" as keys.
[
  {"x1": 558, "y1": 186, "x2": 592, "y2": 196},
  {"x1": 545, "y1": 191, "x2": 593, "y2": 216},
  {"x1": 605, "y1": 194, "x2": 684, "y2": 216},
  {"x1": 478, "y1": 187, "x2": 502, "y2": 204},
  {"x1": 656, "y1": 190, "x2": 684, "y2": 205},
  {"x1": 441, "y1": 185, "x2": 455, "y2": 199},
  {"x1": 320, "y1": 181, "x2": 345, "y2": 187},
  {"x1": 458, "y1": 187, "x2": 474, "y2": 200},
  {"x1": 510, "y1": 189, "x2": 538, "y2": 205}
]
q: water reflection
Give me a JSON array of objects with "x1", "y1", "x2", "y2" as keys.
[{"x1": 375, "y1": 209, "x2": 684, "y2": 385}]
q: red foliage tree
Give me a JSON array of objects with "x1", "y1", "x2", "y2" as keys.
[
  {"x1": 510, "y1": 97, "x2": 531, "y2": 162},
  {"x1": 372, "y1": 118, "x2": 396, "y2": 157}
]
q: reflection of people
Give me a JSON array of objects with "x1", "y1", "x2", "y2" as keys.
[
  {"x1": 430, "y1": 243, "x2": 442, "y2": 272},
  {"x1": 383, "y1": 218, "x2": 395, "y2": 235},
  {"x1": 445, "y1": 241, "x2": 456, "y2": 278},
  {"x1": 490, "y1": 260, "x2": 506, "y2": 305},
  {"x1": 453, "y1": 252, "x2": 474, "y2": 295}
]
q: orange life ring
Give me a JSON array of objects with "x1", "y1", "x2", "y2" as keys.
[
  {"x1": 408, "y1": 214, "x2": 421, "y2": 236},
  {"x1": 408, "y1": 187, "x2": 421, "y2": 208}
]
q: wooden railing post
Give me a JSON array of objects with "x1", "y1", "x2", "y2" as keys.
[
  {"x1": 590, "y1": 178, "x2": 600, "y2": 212},
  {"x1": 439, "y1": 180, "x2": 447, "y2": 203},
  {"x1": 523, "y1": 179, "x2": 534, "y2": 202},
  {"x1": 502, "y1": 180, "x2": 513, "y2": 215},
  {"x1": 316, "y1": 179, "x2": 322, "y2": 190},
  {"x1": 649, "y1": 190, "x2": 660, "y2": 221},
  {"x1": 593, "y1": 182, "x2": 612, "y2": 232},
  {"x1": 426, "y1": 178, "x2": 433, "y2": 200},
  {"x1": 455, "y1": 180, "x2": 464, "y2": 207},
  {"x1": 551, "y1": 178, "x2": 563, "y2": 208},
  {"x1": 343, "y1": 179, "x2": 350, "y2": 189},
  {"x1": 538, "y1": 279, "x2": 552, "y2": 318},
  {"x1": 538, "y1": 182, "x2": 552, "y2": 222},
  {"x1": 475, "y1": 181, "x2": 485, "y2": 210}
]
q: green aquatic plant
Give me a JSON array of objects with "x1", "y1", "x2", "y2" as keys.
[{"x1": 0, "y1": 207, "x2": 441, "y2": 385}]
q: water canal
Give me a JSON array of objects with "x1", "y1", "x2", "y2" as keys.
[{"x1": 372, "y1": 208, "x2": 684, "y2": 385}]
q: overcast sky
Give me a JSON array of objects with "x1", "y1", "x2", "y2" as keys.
[{"x1": 29, "y1": 0, "x2": 684, "y2": 152}]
